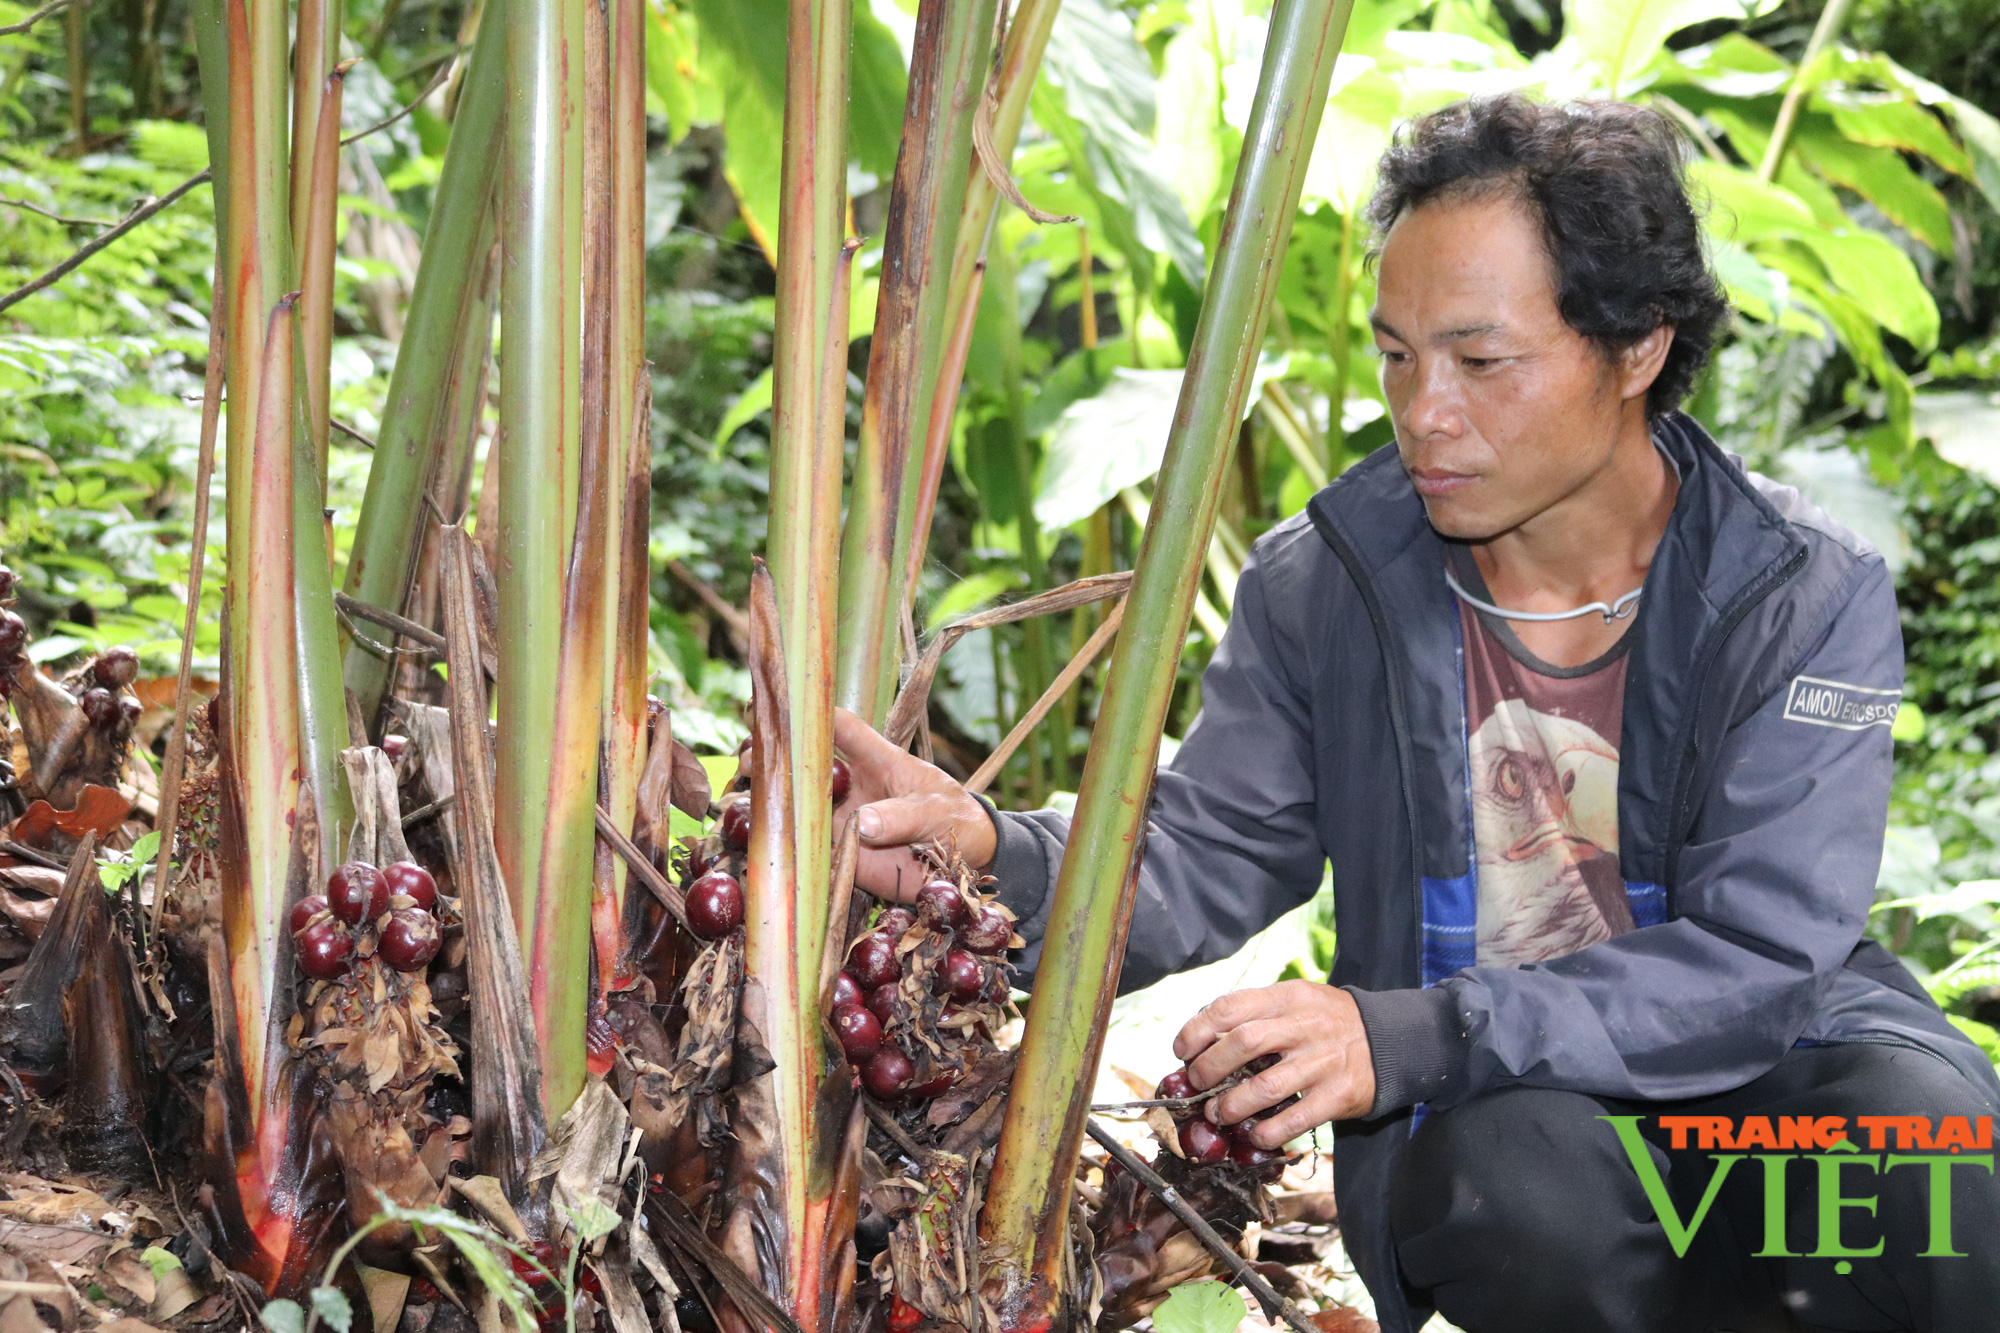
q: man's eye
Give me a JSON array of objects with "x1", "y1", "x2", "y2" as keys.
[{"x1": 1463, "y1": 356, "x2": 1496, "y2": 368}]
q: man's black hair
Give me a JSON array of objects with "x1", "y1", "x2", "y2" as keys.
[{"x1": 1366, "y1": 94, "x2": 1730, "y2": 418}]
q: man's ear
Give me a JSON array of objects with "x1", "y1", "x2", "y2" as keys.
[{"x1": 1618, "y1": 324, "x2": 1675, "y2": 403}]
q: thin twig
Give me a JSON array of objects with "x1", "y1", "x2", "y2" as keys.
[
  {"x1": 0, "y1": 170, "x2": 211, "y2": 316},
  {"x1": 0, "y1": 0, "x2": 74, "y2": 36},
  {"x1": 861, "y1": 1096, "x2": 930, "y2": 1163},
  {"x1": 1084, "y1": 1119, "x2": 1319, "y2": 1333},
  {"x1": 0, "y1": 62, "x2": 440, "y2": 316},
  {"x1": 148, "y1": 250, "x2": 226, "y2": 948},
  {"x1": 666, "y1": 560, "x2": 750, "y2": 647},
  {"x1": 330, "y1": 417, "x2": 378, "y2": 449},
  {"x1": 0, "y1": 841, "x2": 64, "y2": 870},
  {"x1": 967, "y1": 596, "x2": 1124, "y2": 794},
  {"x1": 400, "y1": 792, "x2": 456, "y2": 829},
  {"x1": 0, "y1": 195, "x2": 111, "y2": 226},
  {"x1": 642, "y1": 1191, "x2": 807, "y2": 1333},
  {"x1": 333, "y1": 590, "x2": 445, "y2": 652},
  {"x1": 592, "y1": 805, "x2": 686, "y2": 924},
  {"x1": 339, "y1": 56, "x2": 453, "y2": 147}
]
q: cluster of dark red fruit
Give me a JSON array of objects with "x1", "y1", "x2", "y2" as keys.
[
  {"x1": 830, "y1": 878, "x2": 1012, "y2": 1102},
  {"x1": 78, "y1": 646, "x2": 142, "y2": 733},
  {"x1": 290, "y1": 859, "x2": 441, "y2": 981},
  {"x1": 1153, "y1": 1066, "x2": 1286, "y2": 1180}
]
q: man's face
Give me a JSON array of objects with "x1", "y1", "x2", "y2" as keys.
[{"x1": 1372, "y1": 189, "x2": 1643, "y2": 541}]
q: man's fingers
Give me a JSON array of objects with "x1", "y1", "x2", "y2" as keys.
[
  {"x1": 1250, "y1": 1078, "x2": 1345, "y2": 1149},
  {"x1": 1187, "y1": 1016, "x2": 1294, "y2": 1092},
  {"x1": 1173, "y1": 989, "x2": 1282, "y2": 1063},
  {"x1": 853, "y1": 846, "x2": 929, "y2": 903},
  {"x1": 854, "y1": 793, "x2": 956, "y2": 847},
  {"x1": 1209, "y1": 1043, "x2": 1314, "y2": 1124}
]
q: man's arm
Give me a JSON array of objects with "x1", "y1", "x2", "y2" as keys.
[{"x1": 836, "y1": 525, "x2": 1331, "y2": 994}]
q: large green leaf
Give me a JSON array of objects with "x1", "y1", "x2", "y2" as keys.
[
  {"x1": 1040, "y1": 0, "x2": 1208, "y2": 288},
  {"x1": 687, "y1": 0, "x2": 908, "y2": 254},
  {"x1": 1790, "y1": 124, "x2": 1953, "y2": 253},
  {"x1": 1786, "y1": 227, "x2": 1938, "y2": 353},
  {"x1": 1822, "y1": 50, "x2": 2000, "y2": 217},
  {"x1": 1034, "y1": 355, "x2": 1289, "y2": 529},
  {"x1": 646, "y1": 3, "x2": 724, "y2": 142},
  {"x1": 1155, "y1": 0, "x2": 1240, "y2": 223},
  {"x1": 1819, "y1": 92, "x2": 1970, "y2": 179},
  {"x1": 1564, "y1": 0, "x2": 1752, "y2": 97},
  {"x1": 1301, "y1": 64, "x2": 1403, "y2": 212}
]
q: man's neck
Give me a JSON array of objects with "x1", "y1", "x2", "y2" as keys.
[{"x1": 1468, "y1": 414, "x2": 1678, "y2": 668}]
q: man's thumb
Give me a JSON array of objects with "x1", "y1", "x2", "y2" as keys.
[{"x1": 854, "y1": 796, "x2": 941, "y2": 847}]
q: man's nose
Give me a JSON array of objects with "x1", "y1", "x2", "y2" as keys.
[{"x1": 1402, "y1": 357, "x2": 1465, "y2": 439}]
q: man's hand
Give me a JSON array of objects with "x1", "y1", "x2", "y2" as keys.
[
  {"x1": 1172, "y1": 981, "x2": 1376, "y2": 1149},
  {"x1": 833, "y1": 709, "x2": 996, "y2": 902}
]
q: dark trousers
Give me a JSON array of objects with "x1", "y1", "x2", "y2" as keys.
[{"x1": 1388, "y1": 1044, "x2": 2000, "y2": 1332}]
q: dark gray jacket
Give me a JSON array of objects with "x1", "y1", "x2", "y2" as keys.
[{"x1": 989, "y1": 415, "x2": 2000, "y2": 1333}]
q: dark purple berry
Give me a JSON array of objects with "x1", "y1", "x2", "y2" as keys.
[
  {"x1": 379, "y1": 908, "x2": 442, "y2": 971},
  {"x1": 832, "y1": 1003, "x2": 882, "y2": 1063},
  {"x1": 685, "y1": 871, "x2": 745, "y2": 940},
  {"x1": 961, "y1": 902, "x2": 1012, "y2": 955},
  {"x1": 831, "y1": 971, "x2": 864, "y2": 1010},
  {"x1": 718, "y1": 798, "x2": 751, "y2": 849},
  {"x1": 328, "y1": 861, "x2": 389, "y2": 925},
  {"x1": 383, "y1": 860, "x2": 438, "y2": 912},
  {"x1": 939, "y1": 949, "x2": 984, "y2": 1002},
  {"x1": 290, "y1": 894, "x2": 331, "y2": 935},
  {"x1": 1178, "y1": 1118, "x2": 1228, "y2": 1164},
  {"x1": 916, "y1": 880, "x2": 972, "y2": 933},
  {"x1": 848, "y1": 933, "x2": 900, "y2": 989},
  {"x1": 862, "y1": 1048, "x2": 913, "y2": 1100},
  {"x1": 296, "y1": 919, "x2": 354, "y2": 980},
  {"x1": 91, "y1": 646, "x2": 138, "y2": 687},
  {"x1": 80, "y1": 687, "x2": 119, "y2": 730}
]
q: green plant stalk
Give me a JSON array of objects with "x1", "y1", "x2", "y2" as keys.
[
  {"x1": 290, "y1": 0, "x2": 342, "y2": 482},
  {"x1": 528, "y1": 329, "x2": 611, "y2": 1120},
  {"x1": 287, "y1": 52, "x2": 361, "y2": 863},
  {"x1": 734, "y1": 562, "x2": 852, "y2": 1328},
  {"x1": 596, "y1": 0, "x2": 650, "y2": 963},
  {"x1": 975, "y1": 0, "x2": 1354, "y2": 1319},
  {"x1": 217, "y1": 291, "x2": 306, "y2": 1286},
  {"x1": 1758, "y1": 0, "x2": 1858, "y2": 183},
  {"x1": 767, "y1": 0, "x2": 850, "y2": 1002},
  {"x1": 341, "y1": 5, "x2": 507, "y2": 724},
  {"x1": 222, "y1": 0, "x2": 292, "y2": 754},
  {"x1": 1326, "y1": 204, "x2": 1355, "y2": 466},
  {"x1": 296, "y1": 62, "x2": 350, "y2": 486},
  {"x1": 932, "y1": 0, "x2": 1063, "y2": 419},
  {"x1": 495, "y1": 0, "x2": 584, "y2": 952},
  {"x1": 991, "y1": 230, "x2": 1051, "y2": 800},
  {"x1": 190, "y1": 0, "x2": 229, "y2": 239},
  {"x1": 834, "y1": 0, "x2": 997, "y2": 725}
]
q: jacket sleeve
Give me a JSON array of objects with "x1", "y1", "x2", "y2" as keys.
[
  {"x1": 988, "y1": 531, "x2": 1329, "y2": 994},
  {"x1": 1353, "y1": 554, "x2": 1905, "y2": 1114}
]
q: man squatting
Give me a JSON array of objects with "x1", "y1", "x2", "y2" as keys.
[{"x1": 833, "y1": 93, "x2": 2000, "y2": 1333}]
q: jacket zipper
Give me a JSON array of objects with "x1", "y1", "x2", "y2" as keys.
[
  {"x1": 1309, "y1": 506, "x2": 1429, "y2": 982},
  {"x1": 1659, "y1": 543, "x2": 1808, "y2": 903}
]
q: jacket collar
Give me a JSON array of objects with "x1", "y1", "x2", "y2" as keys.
[{"x1": 1305, "y1": 412, "x2": 1809, "y2": 883}]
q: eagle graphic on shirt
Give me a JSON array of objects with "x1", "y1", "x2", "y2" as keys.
[{"x1": 1470, "y1": 697, "x2": 1625, "y2": 968}]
